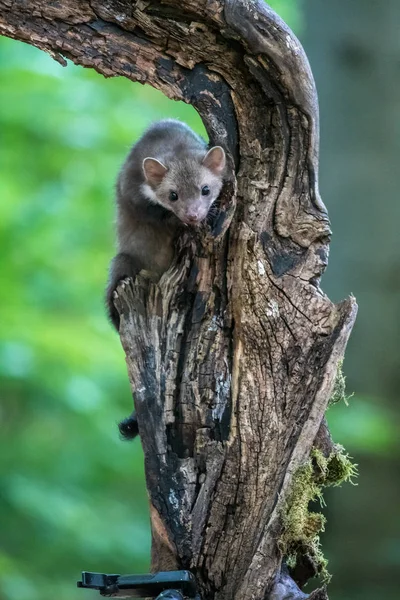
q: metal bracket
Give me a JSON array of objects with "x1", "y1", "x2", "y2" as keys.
[{"x1": 77, "y1": 570, "x2": 197, "y2": 599}]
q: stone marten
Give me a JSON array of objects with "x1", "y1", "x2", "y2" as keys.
[{"x1": 106, "y1": 119, "x2": 226, "y2": 439}]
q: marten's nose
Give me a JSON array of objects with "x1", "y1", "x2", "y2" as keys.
[{"x1": 186, "y1": 210, "x2": 200, "y2": 224}]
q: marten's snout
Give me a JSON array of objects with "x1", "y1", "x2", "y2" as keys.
[
  {"x1": 185, "y1": 206, "x2": 206, "y2": 225},
  {"x1": 186, "y1": 211, "x2": 201, "y2": 224}
]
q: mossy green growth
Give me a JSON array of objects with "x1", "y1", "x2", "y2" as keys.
[
  {"x1": 280, "y1": 460, "x2": 329, "y2": 582},
  {"x1": 329, "y1": 360, "x2": 353, "y2": 406},
  {"x1": 280, "y1": 445, "x2": 358, "y2": 583},
  {"x1": 312, "y1": 446, "x2": 358, "y2": 487}
]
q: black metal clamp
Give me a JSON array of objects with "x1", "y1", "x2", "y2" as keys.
[{"x1": 77, "y1": 570, "x2": 197, "y2": 600}]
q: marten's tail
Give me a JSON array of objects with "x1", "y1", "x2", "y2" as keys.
[{"x1": 118, "y1": 412, "x2": 139, "y2": 440}]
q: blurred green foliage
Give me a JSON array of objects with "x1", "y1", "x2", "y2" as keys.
[
  {"x1": 0, "y1": 2, "x2": 398, "y2": 600},
  {"x1": 0, "y1": 33, "x2": 204, "y2": 600},
  {"x1": 266, "y1": 0, "x2": 304, "y2": 31}
]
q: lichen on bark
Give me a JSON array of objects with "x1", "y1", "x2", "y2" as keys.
[
  {"x1": 328, "y1": 360, "x2": 353, "y2": 406},
  {"x1": 280, "y1": 446, "x2": 358, "y2": 584}
]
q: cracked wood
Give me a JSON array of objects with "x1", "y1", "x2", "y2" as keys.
[{"x1": 0, "y1": 2, "x2": 357, "y2": 599}]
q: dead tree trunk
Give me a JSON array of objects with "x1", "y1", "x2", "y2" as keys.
[{"x1": 0, "y1": 2, "x2": 357, "y2": 599}]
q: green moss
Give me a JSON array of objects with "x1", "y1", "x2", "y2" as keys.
[
  {"x1": 280, "y1": 362, "x2": 357, "y2": 584},
  {"x1": 329, "y1": 360, "x2": 353, "y2": 406},
  {"x1": 280, "y1": 460, "x2": 329, "y2": 582},
  {"x1": 312, "y1": 446, "x2": 358, "y2": 487},
  {"x1": 280, "y1": 445, "x2": 358, "y2": 584}
]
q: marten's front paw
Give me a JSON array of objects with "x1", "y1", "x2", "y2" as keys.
[
  {"x1": 106, "y1": 253, "x2": 141, "y2": 330},
  {"x1": 106, "y1": 277, "x2": 134, "y2": 331},
  {"x1": 106, "y1": 285, "x2": 120, "y2": 331}
]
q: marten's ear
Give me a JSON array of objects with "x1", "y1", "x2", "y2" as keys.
[
  {"x1": 202, "y1": 146, "x2": 226, "y2": 175},
  {"x1": 143, "y1": 158, "x2": 168, "y2": 185}
]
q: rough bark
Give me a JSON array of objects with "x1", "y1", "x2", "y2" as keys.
[{"x1": 0, "y1": 2, "x2": 357, "y2": 600}]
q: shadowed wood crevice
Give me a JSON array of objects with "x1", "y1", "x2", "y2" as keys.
[{"x1": 0, "y1": 2, "x2": 357, "y2": 599}]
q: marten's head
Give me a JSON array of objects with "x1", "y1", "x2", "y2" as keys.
[{"x1": 142, "y1": 146, "x2": 226, "y2": 225}]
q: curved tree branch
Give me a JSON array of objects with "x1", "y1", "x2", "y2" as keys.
[{"x1": 0, "y1": 2, "x2": 357, "y2": 600}]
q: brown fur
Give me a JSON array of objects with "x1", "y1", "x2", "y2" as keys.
[{"x1": 106, "y1": 119, "x2": 226, "y2": 330}]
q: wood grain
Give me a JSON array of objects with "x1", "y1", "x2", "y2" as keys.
[{"x1": 0, "y1": 2, "x2": 357, "y2": 598}]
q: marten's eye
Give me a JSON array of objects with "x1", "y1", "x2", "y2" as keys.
[
  {"x1": 169, "y1": 191, "x2": 178, "y2": 202},
  {"x1": 201, "y1": 185, "x2": 210, "y2": 196}
]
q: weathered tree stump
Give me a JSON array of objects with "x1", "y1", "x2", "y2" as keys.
[{"x1": 0, "y1": 2, "x2": 357, "y2": 599}]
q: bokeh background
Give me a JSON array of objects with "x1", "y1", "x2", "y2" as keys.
[{"x1": 0, "y1": 2, "x2": 398, "y2": 600}]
